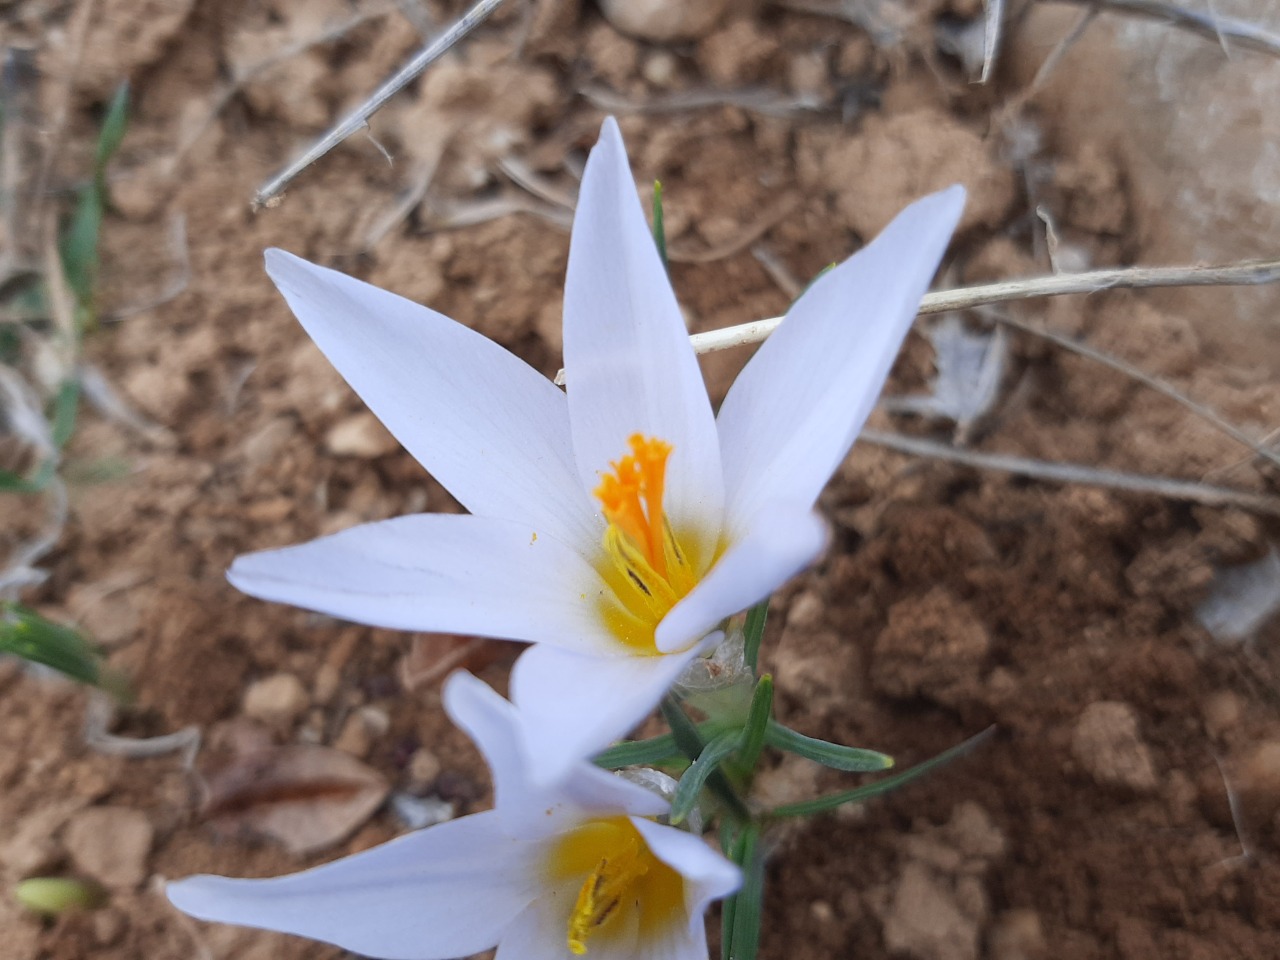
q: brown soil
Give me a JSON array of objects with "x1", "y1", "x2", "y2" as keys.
[{"x1": 3, "y1": 1, "x2": 1280, "y2": 959}]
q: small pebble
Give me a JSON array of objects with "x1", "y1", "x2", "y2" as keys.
[
  {"x1": 242, "y1": 672, "x2": 309, "y2": 728},
  {"x1": 325, "y1": 412, "x2": 400, "y2": 459},
  {"x1": 63, "y1": 807, "x2": 153, "y2": 890}
]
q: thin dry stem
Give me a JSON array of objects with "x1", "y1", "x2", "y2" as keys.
[
  {"x1": 252, "y1": 0, "x2": 509, "y2": 208},
  {"x1": 984, "y1": 307, "x2": 1280, "y2": 469},
  {"x1": 685, "y1": 258, "x2": 1280, "y2": 355},
  {"x1": 1044, "y1": 0, "x2": 1280, "y2": 58},
  {"x1": 580, "y1": 83, "x2": 826, "y2": 118},
  {"x1": 860, "y1": 429, "x2": 1280, "y2": 516},
  {"x1": 981, "y1": 0, "x2": 1006, "y2": 83},
  {"x1": 174, "y1": 4, "x2": 397, "y2": 164}
]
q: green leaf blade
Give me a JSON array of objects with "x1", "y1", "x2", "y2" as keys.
[
  {"x1": 593, "y1": 732, "x2": 684, "y2": 770},
  {"x1": 671, "y1": 729, "x2": 741, "y2": 825},
  {"x1": 770, "y1": 726, "x2": 996, "y2": 819},
  {"x1": 765, "y1": 721, "x2": 894, "y2": 772},
  {"x1": 742, "y1": 600, "x2": 768, "y2": 672}
]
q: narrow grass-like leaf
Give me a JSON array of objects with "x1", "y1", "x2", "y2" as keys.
[
  {"x1": 50, "y1": 378, "x2": 80, "y2": 449},
  {"x1": 765, "y1": 721, "x2": 894, "y2": 772},
  {"x1": 742, "y1": 600, "x2": 768, "y2": 672},
  {"x1": 719, "y1": 822, "x2": 747, "y2": 960},
  {"x1": 661, "y1": 697, "x2": 750, "y2": 822},
  {"x1": 734, "y1": 675, "x2": 773, "y2": 774},
  {"x1": 652, "y1": 180, "x2": 667, "y2": 270},
  {"x1": 59, "y1": 82, "x2": 129, "y2": 328},
  {"x1": 93, "y1": 83, "x2": 131, "y2": 189},
  {"x1": 593, "y1": 732, "x2": 684, "y2": 770},
  {"x1": 671, "y1": 730, "x2": 741, "y2": 825},
  {"x1": 0, "y1": 602, "x2": 102, "y2": 685},
  {"x1": 769, "y1": 726, "x2": 995, "y2": 818},
  {"x1": 728, "y1": 822, "x2": 765, "y2": 960}
]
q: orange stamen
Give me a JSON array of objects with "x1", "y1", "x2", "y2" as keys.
[{"x1": 593, "y1": 435, "x2": 672, "y2": 576}]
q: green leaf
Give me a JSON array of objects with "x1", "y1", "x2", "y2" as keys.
[
  {"x1": 652, "y1": 180, "x2": 667, "y2": 271},
  {"x1": 0, "y1": 465, "x2": 49, "y2": 493},
  {"x1": 728, "y1": 822, "x2": 765, "y2": 960},
  {"x1": 49, "y1": 378, "x2": 80, "y2": 449},
  {"x1": 93, "y1": 82, "x2": 131, "y2": 191},
  {"x1": 671, "y1": 729, "x2": 742, "y2": 825},
  {"x1": 733, "y1": 674, "x2": 773, "y2": 774},
  {"x1": 769, "y1": 726, "x2": 996, "y2": 819},
  {"x1": 742, "y1": 600, "x2": 768, "y2": 672},
  {"x1": 765, "y1": 721, "x2": 894, "y2": 772},
  {"x1": 59, "y1": 81, "x2": 130, "y2": 329},
  {"x1": 661, "y1": 697, "x2": 750, "y2": 823},
  {"x1": 719, "y1": 822, "x2": 747, "y2": 960},
  {"x1": 0, "y1": 603, "x2": 102, "y2": 686},
  {"x1": 593, "y1": 732, "x2": 684, "y2": 770}
]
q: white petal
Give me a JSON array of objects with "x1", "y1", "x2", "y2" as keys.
[
  {"x1": 643, "y1": 921, "x2": 714, "y2": 960},
  {"x1": 510, "y1": 641, "x2": 709, "y2": 786},
  {"x1": 494, "y1": 903, "x2": 567, "y2": 960},
  {"x1": 167, "y1": 811, "x2": 537, "y2": 960},
  {"x1": 266, "y1": 250, "x2": 598, "y2": 548},
  {"x1": 631, "y1": 817, "x2": 741, "y2": 917},
  {"x1": 562, "y1": 119, "x2": 724, "y2": 555},
  {"x1": 716, "y1": 187, "x2": 965, "y2": 533},
  {"x1": 444, "y1": 671, "x2": 666, "y2": 838},
  {"x1": 655, "y1": 508, "x2": 827, "y2": 654},
  {"x1": 229, "y1": 514, "x2": 618, "y2": 655}
]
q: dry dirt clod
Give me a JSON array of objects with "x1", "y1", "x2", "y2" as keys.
[
  {"x1": 988, "y1": 908, "x2": 1047, "y2": 960},
  {"x1": 62, "y1": 807, "x2": 154, "y2": 891},
  {"x1": 1233, "y1": 740, "x2": 1280, "y2": 831},
  {"x1": 241, "y1": 672, "x2": 309, "y2": 729},
  {"x1": 324, "y1": 412, "x2": 401, "y2": 459},
  {"x1": 881, "y1": 861, "x2": 982, "y2": 960},
  {"x1": 406, "y1": 748, "x2": 443, "y2": 793},
  {"x1": 871, "y1": 587, "x2": 992, "y2": 707},
  {"x1": 334, "y1": 706, "x2": 391, "y2": 760},
  {"x1": 1071, "y1": 701, "x2": 1159, "y2": 793},
  {"x1": 1, "y1": 802, "x2": 82, "y2": 877},
  {"x1": 597, "y1": 0, "x2": 735, "y2": 43}
]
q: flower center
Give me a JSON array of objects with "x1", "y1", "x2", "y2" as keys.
[
  {"x1": 547, "y1": 817, "x2": 684, "y2": 956},
  {"x1": 593, "y1": 435, "x2": 699, "y2": 652}
]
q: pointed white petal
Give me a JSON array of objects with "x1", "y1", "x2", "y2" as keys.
[
  {"x1": 510, "y1": 641, "x2": 709, "y2": 786},
  {"x1": 655, "y1": 508, "x2": 827, "y2": 654},
  {"x1": 167, "y1": 811, "x2": 537, "y2": 960},
  {"x1": 444, "y1": 672, "x2": 666, "y2": 838},
  {"x1": 643, "y1": 921, "x2": 714, "y2": 960},
  {"x1": 266, "y1": 250, "x2": 597, "y2": 548},
  {"x1": 494, "y1": 903, "x2": 567, "y2": 960},
  {"x1": 631, "y1": 817, "x2": 741, "y2": 916},
  {"x1": 716, "y1": 187, "x2": 965, "y2": 533},
  {"x1": 562, "y1": 119, "x2": 723, "y2": 554},
  {"x1": 229, "y1": 514, "x2": 617, "y2": 655}
]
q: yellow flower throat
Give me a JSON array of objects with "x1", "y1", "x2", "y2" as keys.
[
  {"x1": 549, "y1": 817, "x2": 684, "y2": 956},
  {"x1": 593, "y1": 435, "x2": 699, "y2": 652}
]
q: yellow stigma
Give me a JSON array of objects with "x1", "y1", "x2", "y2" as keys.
[
  {"x1": 592, "y1": 435, "x2": 699, "y2": 651},
  {"x1": 548, "y1": 818, "x2": 685, "y2": 956}
]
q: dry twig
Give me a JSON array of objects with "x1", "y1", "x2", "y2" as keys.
[
  {"x1": 983, "y1": 307, "x2": 1280, "y2": 469},
  {"x1": 685, "y1": 258, "x2": 1280, "y2": 355},
  {"x1": 580, "y1": 83, "x2": 827, "y2": 118},
  {"x1": 1043, "y1": 0, "x2": 1280, "y2": 58},
  {"x1": 860, "y1": 429, "x2": 1280, "y2": 516},
  {"x1": 253, "y1": 0, "x2": 509, "y2": 208}
]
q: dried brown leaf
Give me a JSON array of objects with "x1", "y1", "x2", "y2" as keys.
[{"x1": 200, "y1": 741, "x2": 389, "y2": 856}]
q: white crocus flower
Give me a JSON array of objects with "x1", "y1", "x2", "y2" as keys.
[
  {"x1": 168, "y1": 672, "x2": 740, "y2": 960},
  {"x1": 230, "y1": 117, "x2": 965, "y2": 783}
]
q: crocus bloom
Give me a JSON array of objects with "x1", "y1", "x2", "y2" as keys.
[
  {"x1": 168, "y1": 672, "x2": 740, "y2": 960},
  {"x1": 230, "y1": 117, "x2": 964, "y2": 782}
]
